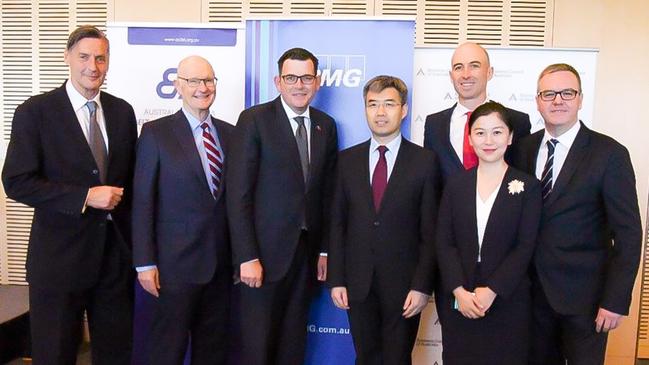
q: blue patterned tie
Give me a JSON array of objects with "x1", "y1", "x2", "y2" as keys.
[{"x1": 541, "y1": 139, "x2": 558, "y2": 200}]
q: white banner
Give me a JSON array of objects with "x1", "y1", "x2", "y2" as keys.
[
  {"x1": 411, "y1": 46, "x2": 598, "y2": 145},
  {"x1": 106, "y1": 22, "x2": 246, "y2": 128}
]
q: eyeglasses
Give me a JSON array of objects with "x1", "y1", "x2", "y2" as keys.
[
  {"x1": 537, "y1": 88, "x2": 580, "y2": 101},
  {"x1": 366, "y1": 101, "x2": 402, "y2": 111},
  {"x1": 177, "y1": 77, "x2": 218, "y2": 88},
  {"x1": 281, "y1": 74, "x2": 317, "y2": 85}
]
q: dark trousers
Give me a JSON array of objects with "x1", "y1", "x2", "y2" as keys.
[
  {"x1": 147, "y1": 267, "x2": 232, "y2": 365},
  {"x1": 239, "y1": 232, "x2": 314, "y2": 365},
  {"x1": 530, "y1": 279, "x2": 608, "y2": 365},
  {"x1": 347, "y1": 271, "x2": 420, "y2": 365},
  {"x1": 29, "y1": 223, "x2": 133, "y2": 365}
]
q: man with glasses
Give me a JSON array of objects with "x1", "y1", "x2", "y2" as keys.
[
  {"x1": 2, "y1": 25, "x2": 136, "y2": 364},
  {"x1": 424, "y1": 42, "x2": 531, "y2": 183},
  {"x1": 328, "y1": 75, "x2": 439, "y2": 364},
  {"x1": 227, "y1": 47, "x2": 338, "y2": 365},
  {"x1": 132, "y1": 55, "x2": 234, "y2": 365},
  {"x1": 513, "y1": 63, "x2": 641, "y2": 364}
]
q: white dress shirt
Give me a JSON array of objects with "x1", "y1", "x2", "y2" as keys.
[
  {"x1": 449, "y1": 99, "x2": 488, "y2": 162},
  {"x1": 475, "y1": 181, "x2": 502, "y2": 262},
  {"x1": 65, "y1": 80, "x2": 109, "y2": 153},
  {"x1": 534, "y1": 121, "x2": 581, "y2": 186},
  {"x1": 280, "y1": 96, "x2": 311, "y2": 160},
  {"x1": 369, "y1": 134, "x2": 402, "y2": 183}
]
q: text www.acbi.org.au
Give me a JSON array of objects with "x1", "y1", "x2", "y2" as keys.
[{"x1": 307, "y1": 325, "x2": 350, "y2": 335}]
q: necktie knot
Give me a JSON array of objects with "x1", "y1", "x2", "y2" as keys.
[
  {"x1": 201, "y1": 122, "x2": 210, "y2": 132},
  {"x1": 294, "y1": 116, "x2": 305, "y2": 127},
  {"x1": 377, "y1": 145, "x2": 388, "y2": 156},
  {"x1": 86, "y1": 100, "x2": 97, "y2": 114},
  {"x1": 547, "y1": 138, "x2": 558, "y2": 150}
]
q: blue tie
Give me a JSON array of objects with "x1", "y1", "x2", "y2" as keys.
[{"x1": 541, "y1": 139, "x2": 558, "y2": 200}]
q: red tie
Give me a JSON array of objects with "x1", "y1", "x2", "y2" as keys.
[
  {"x1": 201, "y1": 122, "x2": 223, "y2": 197},
  {"x1": 462, "y1": 111, "x2": 478, "y2": 169},
  {"x1": 372, "y1": 146, "x2": 388, "y2": 212}
]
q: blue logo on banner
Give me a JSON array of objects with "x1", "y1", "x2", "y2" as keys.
[
  {"x1": 157, "y1": 68, "x2": 178, "y2": 99},
  {"x1": 317, "y1": 54, "x2": 365, "y2": 88}
]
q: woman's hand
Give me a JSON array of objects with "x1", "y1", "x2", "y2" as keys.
[{"x1": 453, "y1": 286, "x2": 484, "y2": 319}]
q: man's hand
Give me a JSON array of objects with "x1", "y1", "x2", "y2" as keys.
[
  {"x1": 474, "y1": 286, "x2": 497, "y2": 313},
  {"x1": 453, "y1": 286, "x2": 484, "y2": 319},
  {"x1": 87, "y1": 186, "x2": 124, "y2": 210},
  {"x1": 240, "y1": 260, "x2": 263, "y2": 288},
  {"x1": 138, "y1": 268, "x2": 160, "y2": 297},
  {"x1": 331, "y1": 286, "x2": 349, "y2": 310},
  {"x1": 595, "y1": 307, "x2": 623, "y2": 333},
  {"x1": 317, "y1": 255, "x2": 327, "y2": 281},
  {"x1": 402, "y1": 290, "x2": 429, "y2": 318}
]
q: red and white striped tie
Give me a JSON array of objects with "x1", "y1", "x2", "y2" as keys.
[{"x1": 201, "y1": 122, "x2": 223, "y2": 197}]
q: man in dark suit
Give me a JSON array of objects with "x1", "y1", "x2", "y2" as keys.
[
  {"x1": 227, "y1": 48, "x2": 338, "y2": 365},
  {"x1": 423, "y1": 42, "x2": 531, "y2": 183},
  {"x1": 328, "y1": 75, "x2": 440, "y2": 365},
  {"x1": 513, "y1": 63, "x2": 642, "y2": 365},
  {"x1": 132, "y1": 56, "x2": 234, "y2": 365},
  {"x1": 1, "y1": 26, "x2": 136, "y2": 364}
]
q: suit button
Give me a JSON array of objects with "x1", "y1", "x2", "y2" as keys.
[
  {"x1": 92, "y1": 169, "x2": 99, "y2": 175},
  {"x1": 373, "y1": 221, "x2": 380, "y2": 227}
]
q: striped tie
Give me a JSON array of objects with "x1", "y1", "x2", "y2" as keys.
[
  {"x1": 201, "y1": 122, "x2": 223, "y2": 198},
  {"x1": 540, "y1": 138, "x2": 558, "y2": 200}
]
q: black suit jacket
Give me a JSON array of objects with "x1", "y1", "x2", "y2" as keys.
[
  {"x1": 2, "y1": 82, "x2": 137, "y2": 290},
  {"x1": 132, "y1": 110, "x2": 233, "y2": 285},
  {"x1": 512, "y1": 123, "x2": 642, "y2": 315},
  {"x1": 436, "y1": 167, "x2": 541, "y2": 299},
  {"x1": 327, "y1": 138, "x2": 440, "y2": 301},
  {"x1": 423, "y1": 103, "x2": 531, "y2": 183},
  {"x1": 227, "y1": 97, "x2": 338, "y2": 282}
]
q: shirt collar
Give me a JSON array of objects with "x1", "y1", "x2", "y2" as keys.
[
  {"x1": 370, "y1": 133, "x2": 402, "y2": 154},
  {"x1": 456, "y1": 97, "x2": 489, "y2": 115},
  {"x1": 182, "y1": 107, "x2": 212, "y2": 131},
  {"x1": 280, "y1": 96, "x2": 311, "y2": 121},
  {"x1": 543, "y1": 120, "x2": 581, "y2": 148},
  {"x1": 66, "y1": 79, "x2": 101, "y2": 112}
]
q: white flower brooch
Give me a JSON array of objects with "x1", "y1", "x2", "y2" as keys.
[{"x1": 508, "y1": 179, "x2": 525, "y2": 195}]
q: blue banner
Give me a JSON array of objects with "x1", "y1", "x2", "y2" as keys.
[{"x1": 245, "y1": 19, "x2": 416, "y2": 364}]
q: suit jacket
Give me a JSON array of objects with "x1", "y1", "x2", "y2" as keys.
[
  {"x1": 132, "y1": 110, "x2": 233, "y2": 285},
  {"x1": 1, "y1": 82, "x2": 137, "y2": 290},
  {"x1": 436, "y1": 167, "x2": 541, "y2": 299},
  {"x1": 327, "y1": 138, "x2": 440, "y2": 301},
  {"x1": 423, "y1": 103, "x2": 531, "y2": 183},
  {"x1": 227, "y1": 96, "x2": 338, "y2": 282},
  {"x1": 512, "y1": 123, "x2": 642, "y2": 315}
]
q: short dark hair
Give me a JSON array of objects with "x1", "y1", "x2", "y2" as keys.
[
  {"x1": 67, "y1": 25, "x2": 109, "y2": 51},
  {"x1": 537, "y1": 63, "x2": 582, "y2": 92},
  {"x1": 363, "y1": 75, "x2": 408, "y2": 105},
  {"x1": 468, "y1": 101, "x2": 513, "y2": 132},
  {"x1": 277, "y1": 48, "x2": 318, "y2": 75}
]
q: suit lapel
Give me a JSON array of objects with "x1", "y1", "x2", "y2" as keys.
[
  {"x1": 355, "y1": 141, "x2": 375, "y2": 215},
  {"x1": 308, "y1": 111, "x2": 325, "y2": 190},
  {"x1": 481, "y1": 168, "x2": 514, "y2": 253},
  {"x1": 443, "y1": 104, "x2": 464, "y2": 169},
  {"x1": 378, "y1": 138, "x2": 409, "y2": 214},
  {"x1": 544, "y1": 123, "x2": 590, "y2": 207},
  {"x1": 171, "y1": 111, "x2": 214, "y2": 198},
  {"x1": 526, "y1": 131, "x2": 544, "y2": 175},
  {"x1": 462, "y1": 169, "x2": 480, "y2": 260},
  {"x1": 100, "y1": 93, "x2": 119, "y2": 179}
]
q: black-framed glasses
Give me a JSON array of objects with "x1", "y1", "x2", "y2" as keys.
[
  {"x1": 538, "y1": 88, "x2": 580, "y2": 101},
  {"x1": 281, "y1": 74, "x2": 317, "y2": 85},
  {"x1": 177, "y1": 76, "x2": 218, "y2": 88}
]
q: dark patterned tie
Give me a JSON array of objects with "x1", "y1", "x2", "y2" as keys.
[
  {"x1": 86, "y1": 101, "x2": 108, "y2": 183},
  {"x1": 294, "y1": 116, "x2": 309, "y2": 183},
  {"x1": 372, "y1": 145, "x2": 388, "y2": 212},
  {"x1": 541, "y1": 138, "x2": 559, "y2": 200},
  {"x1": 201, "y1": 122, "x2": 223, "y2": 198}
]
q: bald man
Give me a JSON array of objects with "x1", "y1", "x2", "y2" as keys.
[
  {"x1": 423, "y1": 42, "x2": 531, "y2": 183},
  {"x1": 132, "y1": 56, "x2": 234, "y2": 365}
]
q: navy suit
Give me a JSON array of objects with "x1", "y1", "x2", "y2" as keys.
[
  {"x1": 2, "y1": 82, "x2": 137, "y2": 364},
  {"x1": 328, "y1": 138, "x2": 440, "y2": 365},
  {"x1": 227, "y1": 96, "x2": 338, "y2": 365},
  {"x1": 436, "y1": 167, "x2": 541, "y2": 364},
  {"x1": 513, "y1": 123, "x2": 642, "y2": 364},
  {"x1": 423, "y1": 103, "x2": 531, "y2": 183},
  {"x1": 132, "y1": 110, "x2": 234, "y2": 364}
]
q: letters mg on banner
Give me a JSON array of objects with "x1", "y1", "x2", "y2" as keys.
[
  {"x1": 245, "y1": 18, "x2": 417, "y2": 365},
  {"x1": 106, "y1": 23, "x2": 245, "y2": 129}
]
